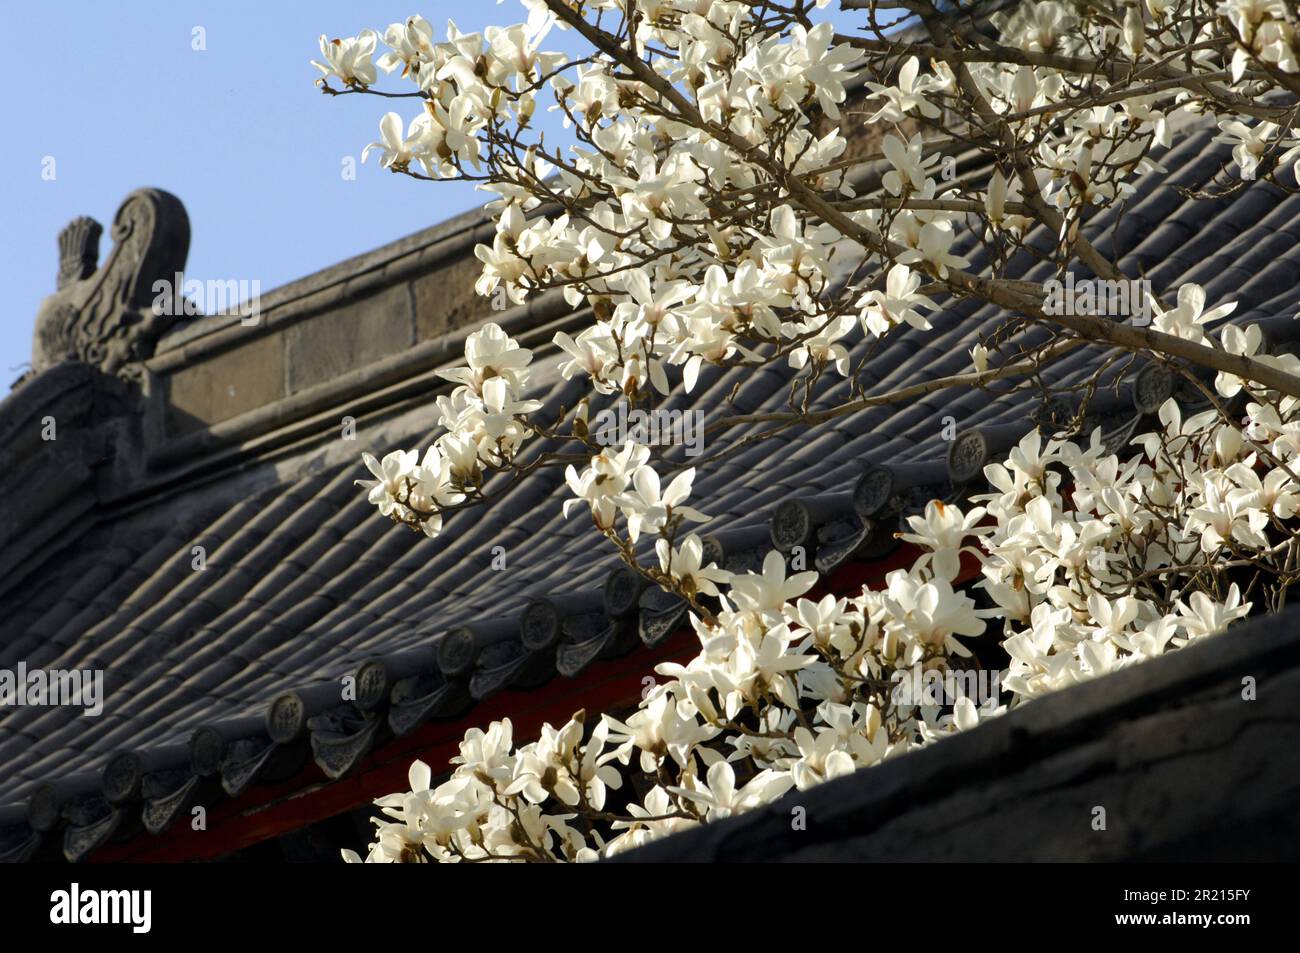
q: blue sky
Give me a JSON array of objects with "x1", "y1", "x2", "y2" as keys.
[{"x1": 1, "y1": 1, "x2": 874, "y2": 393}]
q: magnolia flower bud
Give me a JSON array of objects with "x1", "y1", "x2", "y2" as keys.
[
  {"x1": 1124, "y1": 6, "x2": 1146, "y2": 58},
  {"x1": 986, "y1": 171, "x2": 1008, "y2": 224}
]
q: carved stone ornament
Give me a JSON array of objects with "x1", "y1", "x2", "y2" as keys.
[
  {"x1": 31, "y1": 188, "x2": 190, "y2": 376},
  {"x1": 946, "y1": 429, "x2": 990, "y2": 485}
]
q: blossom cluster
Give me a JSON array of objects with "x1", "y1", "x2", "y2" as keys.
[
  {"x1": 318, "y1": 2, "x2": 926, "y2": 405},
  {"x1": 336, "y1": 1, "x2": 1300, "y2": 545},
  {"x1": 327, "y1": 0, "x2": 1300, "y2": 860},
  {"x1": 357, "y1": 323, "x2": 540, "y2": 536},
  {"x1": 348, "y1": 363, "x2": 1300, "y2": 860}
]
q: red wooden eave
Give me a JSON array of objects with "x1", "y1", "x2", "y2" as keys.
[{"x1": 91, "y1": 543, "x2": 933, "y2": 862}]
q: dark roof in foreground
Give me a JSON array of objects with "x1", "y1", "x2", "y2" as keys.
[{"x1": 4, "y1": 119, "x2": 1300, "y2": 861}]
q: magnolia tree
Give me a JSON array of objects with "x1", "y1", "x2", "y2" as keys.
[{"x1": 313, "y1": 0, "x2": 1300, "y2": 861}]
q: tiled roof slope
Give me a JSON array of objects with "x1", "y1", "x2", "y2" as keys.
[{"x1": 4, "y1": 121, "x2": 1300, "y2": 862}]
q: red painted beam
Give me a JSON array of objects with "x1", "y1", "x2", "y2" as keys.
[{"x1": 91, "y1": 630, "x2": 698, "y2": 862}]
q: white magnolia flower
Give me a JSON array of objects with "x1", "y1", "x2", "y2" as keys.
[
  {"x1": 657, "y1": 535, "x2": 732, "y2": 598},
  {"x1": 377, "y1": 16, "x2": 436, "y2": 78},
  {"x1": 1175, "y1": 584, "x2": 1250, "y2": 641},
  {"x1": 312, "y1": 31, "x2": 378, "y2": 87},
  {"x1": 670, "y1": 761, "x2": 793, "y2": 820},
  {"x1": 856, "y1": 264, "x2": 938, "y2": 337},
  {"x1": 729, "y1": 550, "x2": 819, "y2": 618},
  {"x1": 1214, "y1": 119, "x2": 1297, "y2": 179},
  {"x1": 899, "y1": 500, "x2": 989, "y2": 581},
  {"x1": 438, "y1": 322, "x2": 533, "y2": 395},
  {"x1": 864, "y1": 57, "x2": 942, "y2": 122},
  {"x1": 362, "y1": 111, "x2": 426, "y2": 172},
  {"x1": 1151, "y1": 283, "x2": 1236, "y2": 341},
  {"x1": 357, "y1": 449, "x2": 418, "y2": 518},
  {"x1": 564, "y1": 441, "x2": 651, "y2": 529},
  {"x1": 617, "y1": 465, "x2": 709, "y2": 542},
  {"x1": 881, "y1": 133, "x2": 938, "y2": 196}
]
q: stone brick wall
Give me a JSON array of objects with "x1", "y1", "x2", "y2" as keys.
[{"x1": 150, "y1": 206, "x2": 498, "y2": 441}]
